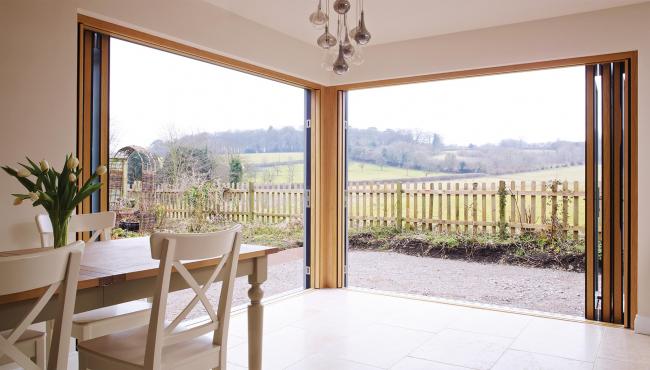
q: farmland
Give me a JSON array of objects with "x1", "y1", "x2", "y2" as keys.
[{"x1": 238, "y1": 151, "x2": 584, "y2": 185}]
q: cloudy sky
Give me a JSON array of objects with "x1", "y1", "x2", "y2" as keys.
[{"x1": 110, "y1": 38, "x2": 585, "y2": 150}]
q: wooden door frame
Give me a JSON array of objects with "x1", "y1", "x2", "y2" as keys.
[
  {"x1": 76, "y1": 15, "x2": 325, "y2": 289},
  {"x1": 328, "y1": 51, "x2": 638, "y2": 327},
  {"x1": 76, "y1": 15, "x2": 638, "y2": 323}
]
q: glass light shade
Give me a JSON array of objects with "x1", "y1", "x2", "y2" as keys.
[
  {"x1": 317, "y1": 24, "x2": 337, "y2": 49},
  {"x1": 353, "y1": 11, "x2": 371, "y2": 45},
  {"x1": 349, "y1": 25, "x2": 358, "y2": 40},
  {"x1": 308, "y1": 0, "x2": 328, "y2": 27},
  {"x1": 333, "y1": 44, "x2": 349, "y2": 75},
  {"x1": 321, "y1": 48, "x2": 337, "y2": 71},
  {"x1": 333, "y1": 0, "x2": 351, "y2": 14},
  {"x1": 342, "y1": 34, "x2": 354, "y2": 59},
  {"x1": 351, "y1": 45, "x2": 364, "y2": 66}
]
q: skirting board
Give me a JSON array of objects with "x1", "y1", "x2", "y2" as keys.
[{"x1": 635, "y1": 314, "x2": 650, "y2": 335}]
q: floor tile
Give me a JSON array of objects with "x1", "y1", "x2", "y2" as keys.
[
  {"x1": 597, "y1": 326, "x2": 650, "y2": 364},
  {"x1": 510, "y1": 317, "x2": 602, "y2": 362},
  {"x1": 228, "y1": 326, "x2": 321, "y2": 370},
  {"x1": 286, "y1": 353, "x2": 383, "y2": 370},
  {"x1": 492, "y1": 349, "x2": 592, "y2": 370},
  {"x1": 595, "y1": 358, "x2": 650, "y2": 370},
  {"x1": 410, "y1": 329, "x2": 511, "y2": 369},
  {"x1": 378, "y1": 302, "x2": 459, "y2": 333},
  {"x1": 445, "y1": 306, "x2": 531, "y2": 338},
  {"x1": 320, "y1": 323, "x2": 433, "y2": 368},
  {"x1": 390, "y1": 356, "x2": 470, "y2": 369}
]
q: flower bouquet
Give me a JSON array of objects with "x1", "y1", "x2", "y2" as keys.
[{"x1": 2, "y1": 154, "x2": 106, "y2": 247}]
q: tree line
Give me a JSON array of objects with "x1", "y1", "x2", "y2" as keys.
[{"x1": 141, "y1": 126, "x2": 584, "y2": 187}]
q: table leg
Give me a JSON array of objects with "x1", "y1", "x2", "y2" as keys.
[{"x1": 247, "y1": 256, "x2": 267, "y2": 370}]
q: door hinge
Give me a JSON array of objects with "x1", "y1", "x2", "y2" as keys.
[
  {"x1": 305, "y1": 119, "x2": 311, "y2": 129},
  {"x1": 305, "y1": 266, "x2": 311, "y2": 275},
  {"x1": 305, "y1": 189, "x2": 311, "y2": 208}
]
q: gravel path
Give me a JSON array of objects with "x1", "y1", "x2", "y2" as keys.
[
  {"x1": 348, "y1": 250, "x2": 584, "y2": 316},
  {"x1": 165, "y1": 248, "x2": 584, "y2": 320}
]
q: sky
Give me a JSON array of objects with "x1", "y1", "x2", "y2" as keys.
[
  {"x1": 348, "y1": 66, "x2": 585, "y2": 146},
  {"x1": 110, "y1": 37, "x2": 585, "y2": 151},
  {"x1": 109, "y1": 38, "x2": 305, "y2": 152}
]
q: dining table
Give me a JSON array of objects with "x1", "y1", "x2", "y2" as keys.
[{"x1": 0, "y1": 237, "x2": 278, "y2": 370}]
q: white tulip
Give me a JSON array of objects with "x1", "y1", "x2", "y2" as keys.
[
  {"x1": 13, "y1": 197, "x2": 23, "y2": 206},
  {"x1": 66, "y1": 156, "x2": 79, "y2": 170},
  {"x1": 96, "y1": 165, "x2": 107, "y2": 176},
  {"x1": 16, "y1": 168, "x2": 30, "y2": 178},
  {"x1": 69, "y1": 173, "x2": 77, "y2": 182},
  {"x1": 39, "y1": 159, "x2": 50, "y2": 171},
  {"x1": 29, "y1": 192, "x2": 39, "y2": 202}
]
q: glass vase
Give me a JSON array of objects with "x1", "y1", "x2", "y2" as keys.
[{"x1": 52, "y1": 216, "x2": 70, "y2": 248}]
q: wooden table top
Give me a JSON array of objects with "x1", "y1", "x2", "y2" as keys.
[{"x1": 0, "y1": 237, "x2": 278, "y2": 305}]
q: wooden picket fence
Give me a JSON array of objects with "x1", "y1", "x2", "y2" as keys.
[
  {"x1": 124, "y1": 179, "x2": 586, "y2": 237},
  {"x1": 346, "y1": 180, "x2": 585, "y2": 238},
  {"x1": 127, "y1": 182, "x2": 305, "y2": 224}
]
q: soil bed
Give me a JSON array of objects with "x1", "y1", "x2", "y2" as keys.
[{"x1": 349, "y1": 229, "x2": 585, "y2": 272}]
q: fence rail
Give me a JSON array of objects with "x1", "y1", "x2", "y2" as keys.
[{"x1": 122, "y1": 179, "x2": 585, "y2": 237}]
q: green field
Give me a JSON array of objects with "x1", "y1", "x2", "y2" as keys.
[
  {"x1": 460, "y1": 166, "x2": 585, "y2": 187},
  {"x1": 240, "y1": 152, "x2": 448, "y2": 184},
  {"x1": 239, "y1": 151, "x2": 585, "y2": 187},
  {"x1": 239, "y1": 152, "x2": 302, "y2": 165}
]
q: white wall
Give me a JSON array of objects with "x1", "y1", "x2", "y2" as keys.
[
  {"x1": 0, "y1": 0, "x2": 327, "y2": 251},
  {"x1": 1, "y1": 0, "x2": 649, "y2": 323},
  {"x1": 332, "y1": 2, "x2": 650, "y2": 326}
]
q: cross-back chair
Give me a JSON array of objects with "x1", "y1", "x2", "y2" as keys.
[
  {"x1": 35, "y1": 212, "x2": 151, "y2": 345},
  {"x1": 0, "y1": 242, "x2": 83, "y2": 370},
  {"x1": 77, "y1": 225, "x2": 243, "y2": 370}
]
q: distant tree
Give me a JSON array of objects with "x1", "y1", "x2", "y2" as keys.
[
  {"x1": 229, "y1": 156, "x2": 243, "y2": 184},
  {"x1": 431, "y1": 133, "x2": 444, "y2": 152}
]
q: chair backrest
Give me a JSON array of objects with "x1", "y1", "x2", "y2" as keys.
[
  {"x1": 145, "y1": 225, "x2": 242, "y2": 369},
  {"x1": 35, "y1": 211, "x2": 116, "y2": 247},
  {"x1": 0, "y1": 242, "x2": 84, "y2": 370}
]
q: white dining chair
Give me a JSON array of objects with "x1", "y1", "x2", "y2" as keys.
[
  {"x1": 77, "y1": 225, "x2": 243, "y2": 370},
  {"x1": 0, "y1": 242, "x2": 84, "y2": 370},
  {"x1": 35, "y1": 212, "x2": 151, "y2": 345}
]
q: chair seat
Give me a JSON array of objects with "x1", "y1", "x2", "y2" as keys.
[
  {"x1": 71, "y1": 301, "x2": 151, "y2": 340},
  {"x1": 0, "y1": 329, "x2": 45, "y2": 366},
  {"x1": 1, "y1": 329, "x2": 44, "y2": 342},
  {"x1": 78, "y1": 325, "x2": 221, "y2": 369}
]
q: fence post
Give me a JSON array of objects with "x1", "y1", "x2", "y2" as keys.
[
  {"x1": 498, "y1": 180, "x2": 507, "y2": 239},
  {"x1": 248, "y1": 182, "x2": 255, "y2": 222},
  {"x1": 395, "y1": 182, "x2": 403, "y2": 231}
]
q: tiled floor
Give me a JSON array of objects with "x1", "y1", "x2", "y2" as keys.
[{"x1": 3, "y1": 289, "x2": 650, "y2": 369}]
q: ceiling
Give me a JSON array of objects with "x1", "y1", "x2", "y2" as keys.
[{"x1": 205, "y1": 0, "x2": 648, "y2": 46}]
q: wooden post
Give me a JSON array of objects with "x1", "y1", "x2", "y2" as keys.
[
  {"x1": 510, "y1": 181, "x2": 516, "y2": 235},
  {"x1": 531, "y1": 181, "x2": 537, "y2": 229},
  {"x1": 541, "y1": 181, "x2": 547, "y2": 226},
  {"x1": 520, "y1": 181, "x2": 527, "y2": 230},
  {"x1": 437, "y1": 183, "x2": 443, "y2": 233},
  {"x1": 395, "y1": 183, "x2": 403, "y2": 231},
  {"x1": 490, "y1": 182, "x2": 496, "y2": 234},
  {"x1": 481, "y1": 183, "x2": 487, "y2": 234},
  {"x1": 454, "y1": 183, "x2": 460, "y2": 233},
  {"x1": 472, "y1": 182, "x2": 478, "y2": 234},
  {"x1": 383, "y1": 184, "x2": 388, "y2": 227},
  {"x1": 369, "y1": 182, "x2": 375, "y2": 228},
  {"x1": 551, "y1": 181, "x2": 558, "y2": 239},
  {"x1": 562, "y1": 180, "x2": 569, "y2": 238},
  {"x1": 248, "y1": 182, "x2": 255, "y2": 222},
  {"x1": 428, "y1": 183, "x2": 434, "y2": 231},
  {"x1": 498, "y1": 180, "x2": 507, "y2": 239},
  {"x1": 573, "y1": 181, "x2": 580, "y2": 240},
  {"x1": 464, "y1": 183, "x2": 469, "y2": 234}
]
